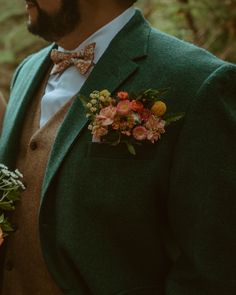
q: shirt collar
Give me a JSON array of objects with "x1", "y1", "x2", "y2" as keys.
[{"x1": 58, "y1": 6, "x2": 135, "y2": 64}]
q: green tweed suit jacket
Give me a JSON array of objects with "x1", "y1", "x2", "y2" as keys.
[{"x1": 0, "y1": 9, "x2": 236, "y2": 295}]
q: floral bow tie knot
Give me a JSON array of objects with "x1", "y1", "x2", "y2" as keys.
[{"x1": 50, "y1": 42, "x2": 96, "y2": 75}]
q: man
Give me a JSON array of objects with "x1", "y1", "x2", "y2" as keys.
[{"x1": 0, "y1": 0, "x2": 235, "y2": 294}]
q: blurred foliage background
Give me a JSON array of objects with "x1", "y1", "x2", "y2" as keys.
[{"x1": 0, "y1": 0, "x2": 236, "y2": 99}]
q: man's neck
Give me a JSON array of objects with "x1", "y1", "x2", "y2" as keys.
[{"x1": 56, "y1": 3, "x2": 133, "y2": 50}]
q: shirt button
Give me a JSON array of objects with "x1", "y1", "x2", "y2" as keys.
[
  {"x1": 30, "y1": 141, "x2": 38, "y2": 150},
  {"x1": 5, "y1": 260, "x2": 14, "y2": 271}
]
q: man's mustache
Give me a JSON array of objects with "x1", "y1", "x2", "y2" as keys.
[
  {"x1": 25, "y1": 0, "x2": 41, "y2": 10},
  {"x1": 26, "y1": 0, "x2": 38, "y2": 6}
]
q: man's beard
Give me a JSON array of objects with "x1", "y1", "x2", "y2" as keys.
[{"x1": 26, "y1": 0, "x2": 80, "y2": 42}]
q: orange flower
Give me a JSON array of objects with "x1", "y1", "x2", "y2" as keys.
[
  {"x1": 139, "y1": 108, "x2": 152, "y2": 122},
  {"x1": 117, "y1": 91, "x2": 129, "y2": 100},
  {"x1": 0, "y1": 226, "x2": 4, "y2": 246},
  {"x1": 151, "y1": 101, "x2": 167, "y2": 117},
  {"x1": 130, "y1": 100, "x2": 144, "y2": 112}
]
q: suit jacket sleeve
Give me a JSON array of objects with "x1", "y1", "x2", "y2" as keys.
[
  {"x1": 0, "y1": 55, "x2": 32, "y2": 134},
  {"x1": 0, "y1": 91, "x2": 6, "y2": 132},
  {"x1": 166, "y1": 63, "x2": 236, "y2": 294}
]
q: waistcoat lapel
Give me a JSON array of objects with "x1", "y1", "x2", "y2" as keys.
[{"x1": 42, "y1": 10, "x2": 151, "y2": 199}]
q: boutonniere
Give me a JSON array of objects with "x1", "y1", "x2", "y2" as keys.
[
  {"x1": 0, "y1": 164, "x2": 25, "y2": 246},
  {"x1": 82, "y1": 89, "x2": 184, "y2": 155}
]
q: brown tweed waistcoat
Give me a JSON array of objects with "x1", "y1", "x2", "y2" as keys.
[{"x1": 2, "y1": 75, "x2": 75, "y2": 295}]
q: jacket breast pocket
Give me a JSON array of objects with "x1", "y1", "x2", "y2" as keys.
[
  {"x1": 114, "y1": 285, "x2": 163, "y2": 295},
  {"x1": 86, "y1": 142, "x2": 158, "y2": 160}
]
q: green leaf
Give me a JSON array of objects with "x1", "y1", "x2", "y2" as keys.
[
  {"x1": 0, "y1": 213, "x2": 4, "y2": 223},
  {"x1": 126, "y1": 143, "x2": 136, "y2": 155},
  {"x1": 78, "y1": 94, "x2": 89, "y2": 108},
  {"x1": 6, "y1": 191, "x2": 20, "y2": 201},
  {"x1": 1, "y1": 220, "x2": 14, "y2": 233},
  {"x1": 164, "y1": 112, "x2": 185, "y2": 126},
  {"x1": 0, "y1": 201, "x2": 15, "y2": 211}
]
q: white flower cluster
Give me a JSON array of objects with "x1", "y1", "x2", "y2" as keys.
[
  {"x1": 0, "y1": 164, "x2": 25, "y2": 192},
  {"x1": 0, "y1": 164, "x2": 25, "y2": 240}
]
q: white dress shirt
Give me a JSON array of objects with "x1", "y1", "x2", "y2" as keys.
[{"x1": 40, "y1": 6, "x2": 135, "y2": 128}]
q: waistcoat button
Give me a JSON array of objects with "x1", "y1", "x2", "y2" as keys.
[
  {"x1": 30, "y1": 141, "x2": 38, "y2": 150},
  {"x1": 5, "y1": 260, "x2": 14, "y2": 271}
]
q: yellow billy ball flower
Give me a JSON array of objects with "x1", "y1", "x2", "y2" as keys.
[
  {"x1": 151, "y1": 101, "x2": 167, "y2": 117},
  {"x1": 100, "y1": 89, "x2": 111, "y2": 98}
]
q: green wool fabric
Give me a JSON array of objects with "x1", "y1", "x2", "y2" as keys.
[{"x1": 0, "y1": 9, "x2": 236, "y2": 295}]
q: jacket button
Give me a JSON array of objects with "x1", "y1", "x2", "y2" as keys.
[
  {"x1": 30, "y1": 141, "x2": 38, "y2": 150},
  {"x1": 5, "y1": 260, "x2": 14, "y2": 271}
]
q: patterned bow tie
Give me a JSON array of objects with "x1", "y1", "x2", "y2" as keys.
[{"x1": 50, "y1": 42, "x2": 96, "y2": 75}]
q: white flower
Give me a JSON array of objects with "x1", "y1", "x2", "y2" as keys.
[
  {"x1": 0, "y1": 164, "x2": 8, "y2": 170},
  {"x1": 86, "y1": 103, "x2": 92, "y2": 108},
  {"x1": 1, "y1": 169, "x2": 10, "y2": 177},
  {"x1": 9, "y1": 177, "x2": 18, "y2": 186},
  {"x1": 9, "y1": 171, "x2": 18, "y2": 179},
  {"x1": 90, "y1": 107, "x2": 97, "y2": 113},
  {"x1": 14, "y1": 169, "x2": 23, "y2": 178},
  {"x1": 17, "y1": 180, "x2": 25, "y2": 190},
  {"x1": 90, "y1": 91, "x2": 100, "y2": 99},
  {"x1": 91, "y1": 99, "x2": 97, "y2": 105}
]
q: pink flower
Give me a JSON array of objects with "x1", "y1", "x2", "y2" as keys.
[
  {"x1": 92, "y1": 125, "x2": 108, "y2": 142},
  {"x1": 96, "y1": 105, "x2": 117, "y2": 126},
  {"x1": 132, "y1": 126, "x2": 147, "y2": 141},
  {"x1": 116, "y1": 100, "x2": 131, "y2": 116},
  {"x1": 145, "y1": 115, "x2": 166, "y2": 143},
  {"x1": 145, "y1": 115, "x2": 165, "y2": 132},
  {"x1": 117, "y1": 91, "x2": 129, "y2": 100},
  {"x1": 0, "y1": 226, "x2": 4, "y2": 247},
  {"x1": 147, "y1": 130, "x2": 161, "y2": 143}
]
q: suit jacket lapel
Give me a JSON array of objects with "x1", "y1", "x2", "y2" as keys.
[
  {"x1": 42, "y1": 11, "x2": 150, "y2": 199},
  {"x1": 0, "y1": 45, "x2": 54, "y2": 166}
]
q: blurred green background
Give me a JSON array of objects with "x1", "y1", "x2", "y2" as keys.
[{"x1": 1, "y1": 0, "x2": 236, "y2": 98}]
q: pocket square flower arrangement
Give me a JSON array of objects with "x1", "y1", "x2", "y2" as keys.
[
  {"x1": 0, "y1": 164, "x2": 25, "y2": 246},
  {"x1": 83, "y1": 89, "x2": 184, "y2": 155}
]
